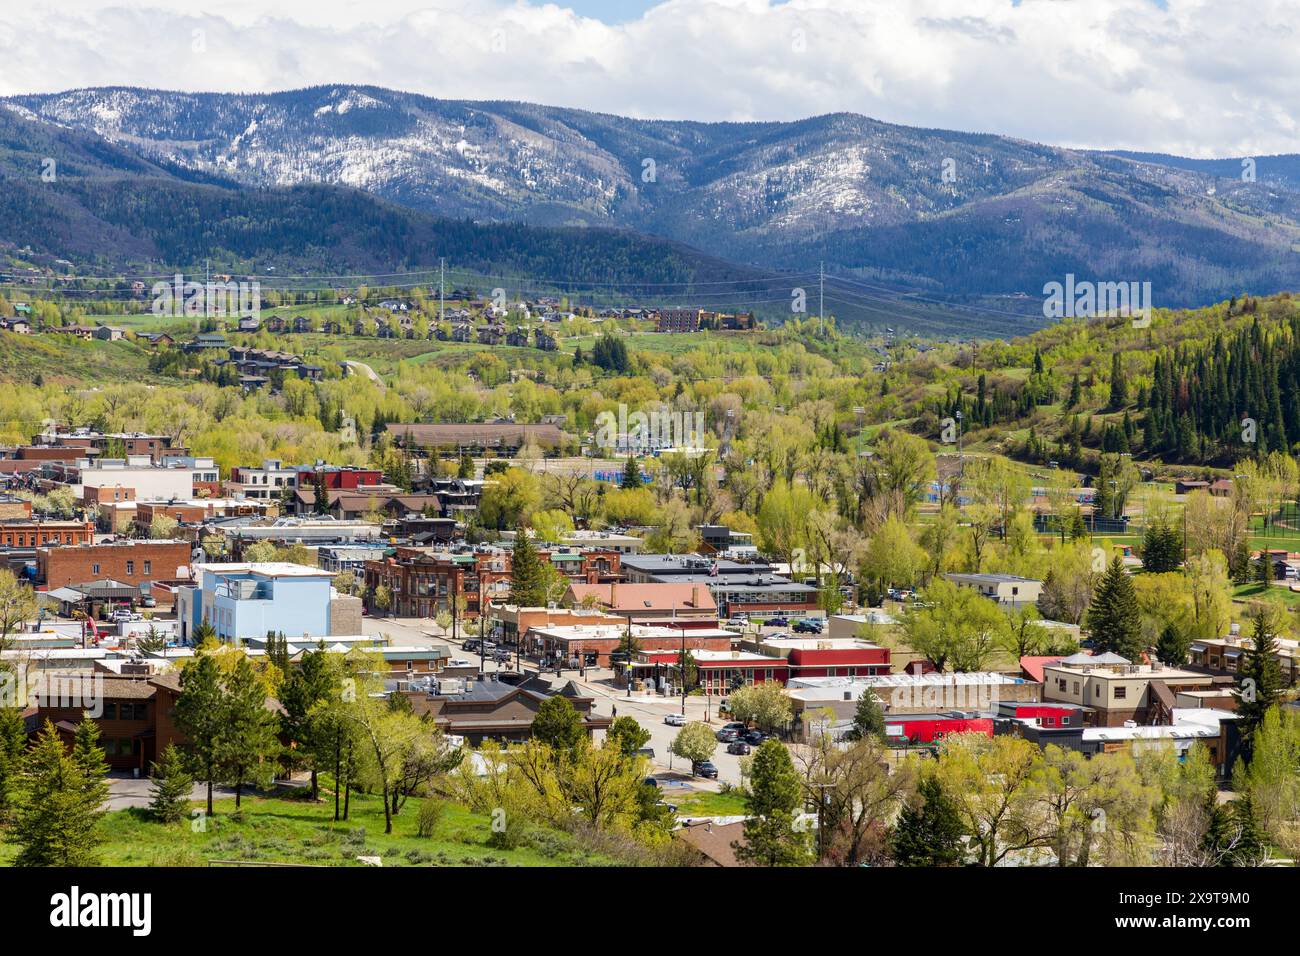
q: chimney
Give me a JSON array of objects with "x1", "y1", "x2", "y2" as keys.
[
  {"x1": 610, "y1": 582, "x2": 617, "y2": 606},
  {"x1": 691, "y1": 585, "x2": 700, "y2": 608}
]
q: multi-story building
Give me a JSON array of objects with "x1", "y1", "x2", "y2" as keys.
[
  {"x1": 46, "y1": 455, "x2": 219, "y2": 501},
  {"x1": 944, "y1": 572, "x2": 1044, "y2": 608},
  {"x1": 619, "y1": 554, "x2": 819, "y2": 617},
  {"x1": 0, "y1": 517, "x2": 95, "y2": 549},
  {"x1": 1041, "y1": 653, "x2": 1230, "y2": 727},
  {"x1": 37, "y1": 539, "x2": 193, "y2": 589},
  {"x1": 175, "y1": 562, "x2": 361, "y2": 643}
]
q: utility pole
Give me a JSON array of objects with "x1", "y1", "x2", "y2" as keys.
[{"x1": 818, "y1": 260, "x2": 824, "y2": 324}]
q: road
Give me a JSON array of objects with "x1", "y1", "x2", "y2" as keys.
[{"x1": 362, "y1": 614, "x2": 745, "y2": 786}]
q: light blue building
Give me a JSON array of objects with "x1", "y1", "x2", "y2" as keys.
[{"x1": 177, "y1": 562, "x2": 337, "y2": 643}]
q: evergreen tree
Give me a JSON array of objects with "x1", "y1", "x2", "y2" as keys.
[
  {"x1": 736, "y1": 740, "x2": 810, "y2": 867},
  {"x1": 12, "y1": 720, "x2": 108, "y2": 866},
  {"x1": 0, "y1": 700, "x2": 27, "y2": 820},
  {"x1": 508, "y1": 523, "x2": 547, "y2": 607},
  {"x1": 1109, "y1": 351, "x2": 1128, "y2": 409},
  {"x1": 148, "y1": 743, "x2": 194, "y2": 823},
  {"x1": 175, "y1": 652, "x2": 225, "y2": 817},
  {"x1": 71, "y1": 717, "x2": 109, "y2": 783},
  {"x1": 216, "y1": 656, "x2": 281, "y2": 809},
  {"x1": 621, "y1": 455, "x2": 643, "y2": 490},
  {"x1": 1235, "y1": 612, "x2": 1284, "y2": 753},
  {"x1": 1155, "y1": 622, "x2": 1190, "y2": 667},
  {"x1": 1087, "y1": 557, "x2": 1144, "y2": 660},
  {"x1": 891, "y1": 774, "x2": 967, "y2": 866},
  {"x1": 844, "y1": 690, "x2": 886, "y2": 742}
]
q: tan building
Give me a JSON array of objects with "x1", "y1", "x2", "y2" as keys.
[{"x1": 1041, "y1": 653, "x2": 1228, "y2": 726}]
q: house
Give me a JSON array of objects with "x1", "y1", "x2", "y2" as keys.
[
  {"x1": 943, "y1": 572, "x2": 1043, "y2": 608},
  {"x1": 387, "y1": 421, "x2": 572, "y2": 456},
  {"x1": 676, "y1": 820, "x2": 748, "y2": 867},
  {"x1": 534, "y1": 328, "x2": 559, "y2": 351},
  {"x1": 400, "y1": 674, "x2": 611, "y2": 746}
]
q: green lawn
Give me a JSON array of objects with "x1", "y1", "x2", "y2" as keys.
[
  {"x1": 0, "y1": 788, "x2": 614, "y2": 867},
  {"x1": 672, "y1": 789, "x2": 749, "y2": 817}
]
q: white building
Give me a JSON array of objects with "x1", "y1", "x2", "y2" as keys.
[{"x1": 55, "y1": 455, "x2": 219, "y2": 502}]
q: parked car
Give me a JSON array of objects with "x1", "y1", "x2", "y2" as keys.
[
  {"x1": 139, "y1": 595, "x2": 157, "y2": 608},
  {"x1": 693, "y1": 761, "x2": 719, "y2": 779},
  {"x1": 793, "y1": 618, "x2": 823, "y2": 634},
  {"x1": 718, "y1": 722, "x2": 745, "y2": 735},
  {"x1": 744, "y1": 730, "x2": 767, "y2": 745},
  {"x1": 664, "y1": 713, "x2": 688, "y2": 726},
  {"x1": 726, "y1": 741, "x2": 751, "y2": 755},
  {"x1": 716, "y1": 728, "x2": 740, "y2": 742},
  {"x1": 765, "y1": 616, "x2": 789, "y2": 628},
  {"x1": 463, "y1": 639, "x2": 481, "y2": 653}
]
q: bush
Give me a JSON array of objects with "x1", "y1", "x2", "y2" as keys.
[{"x1": 416, "y1": 798, "x2": 445, "y2": 838}]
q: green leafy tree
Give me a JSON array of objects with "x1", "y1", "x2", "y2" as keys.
[
  {"x1": 737, "y1": 739, "x2": 810, "y2": 866},
  {"x1": 670, "y1": 721, "x2": 717, "y2": 769},
  {"x1": 1236, "y1": 610, "x2": 1285, "y2": 754},
  {"x1": 621, "y1": 455, "x2": 643, "y2": 490},
  {"x1": 216, "y1": 655, "x2": 281, "y2": 809},
  {"x1": 1155, "y1": 621, "x2": 1190, "y2": 667},
  {"x1": 606, "y1": 716, "x2": 651, "y2": 757},
  {"x1": 0, "y1": 697, "x2": 28, "y2": 820},
  {"x1": 531, "y1": 696, "x2": 584, "y2": 758}
]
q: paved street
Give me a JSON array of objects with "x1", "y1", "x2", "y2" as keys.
[{"x1": 364, "y1": 615, "x2": 745, "y2": 786}]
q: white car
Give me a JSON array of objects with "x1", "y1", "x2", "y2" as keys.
[{"x1": 664, "y1": 713, "x2": 688, "y2": 726}]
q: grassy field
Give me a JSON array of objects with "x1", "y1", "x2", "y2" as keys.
[
  {"x1": 672, "y1": 789, "x2": 749, "y2": 817},
  {"x1": 0, "y1": 788, "x2": 616, "y2": 867},
  {"x1": 0, "y1": 333, "x2": 182, "y2": 385}
]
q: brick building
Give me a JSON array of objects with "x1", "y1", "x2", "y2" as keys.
[
  {"x1": 0, "y1": 518, "x2": 96, "y2": 549},
  {"x1": 37, "y1": 539, "x2": 193, "y2": 589}
]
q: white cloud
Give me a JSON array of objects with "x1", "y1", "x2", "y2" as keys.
[{"x1": 2, "y1": 0, "x2": 1297, "y2": 156}]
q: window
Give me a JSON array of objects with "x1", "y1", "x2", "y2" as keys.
[
  {"x1": 143, "y1": 561, "x2": 151, "y2": 575},
  {"x1": 126, "y1": 561, "x2": 134, "y2": 575},
  {"x1": 92, "y1": 564, "x2": 100, "y2": 575},
  {"x1": 103, "y1": 702, "x2": 117, "y2": 720},
  {"x1": 1114, "y1": 687, "x2": 1127, "y2": 700}
]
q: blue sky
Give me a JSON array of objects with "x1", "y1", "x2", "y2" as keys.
[{"x1": 561, "y1": 0, "x2": 660, "y2": 23}]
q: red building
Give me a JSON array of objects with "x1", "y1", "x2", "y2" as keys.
[
  {"x1": 760, "y1": 637, "x2": 890, "y2": 679},
  {"x1": 885, "y1": 714, "x2": 995, "y2": 745},
  {"x1": 293, "y1": 464, "x2": 384, "y2": 490}
]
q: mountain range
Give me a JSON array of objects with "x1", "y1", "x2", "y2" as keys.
[{"x1": 6, "y1": 84, "x2": 1300, "y2": 335}]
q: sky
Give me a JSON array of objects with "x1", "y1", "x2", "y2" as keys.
[{"x1": 2, "y1": 0, "x2": 1298, "y2": 157}]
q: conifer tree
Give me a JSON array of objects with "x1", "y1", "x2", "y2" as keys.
[
  {"x1": 1087, "y1": 556, "x2": 1144, "y2": 660},
  {"x1": 148, "y1": 743, "x2": 194, "y2": 823},
  {"x1": 508, "y1": 523, "x2": 547, "y2": 607},
  {"x1": 621, "y1": 454, "x2": 643, "y2": 490},
  {"x1": 1236, "y1": 611, "x2": 1284, "y2": 753},
  {"x1": 737, "y1": 740, "x2": 810, "y2": 867},
  {"x1": 1155, "y1": 622, "x2": 1190, "y2": 667},
  {"x1": 891, "y1": 774, "x2": 967, "y2": 866},
  {"x1": 12, "y1": 720, "x2": 108, "y2": 866}
]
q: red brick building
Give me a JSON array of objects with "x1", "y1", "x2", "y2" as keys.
[
  {"x1": 37, "y1": 539, "x2": 193, "y2": 589},
  {"x1": 0, "y1": 518, "x2": 95, "y2": 549}
]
